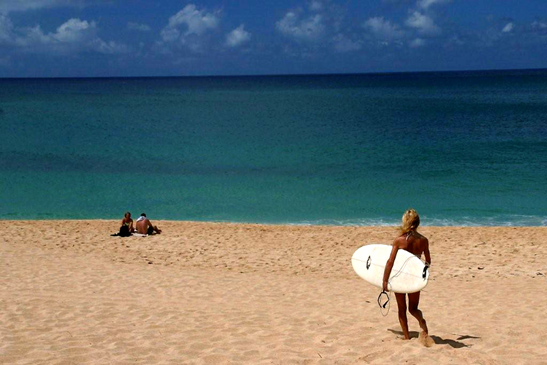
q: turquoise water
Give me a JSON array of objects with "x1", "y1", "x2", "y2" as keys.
[{"x1": 1, "y1": 70, "x2": 546, "y2": 225}]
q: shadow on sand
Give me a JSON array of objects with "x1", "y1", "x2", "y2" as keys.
[{"x1": 388, "y1": 329, "x2": 479, "y2": 348}]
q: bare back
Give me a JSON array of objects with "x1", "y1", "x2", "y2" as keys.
[
  {"x1": 135, "y1": 217, "x2": 161, "y2": 235},
  {"x1": 393, "y1": 231, "x2": 430, "y2": 263},
  {"x1": 136, "y1": 219, "x2": 150, "y2": 234},
  {"x1": 383, "y1": 230, "x2": 431, "y2": 292}
]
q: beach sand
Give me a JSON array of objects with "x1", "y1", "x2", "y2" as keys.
[{"x1": 1, "y1": 221, "x2": 546, "y2": 364}]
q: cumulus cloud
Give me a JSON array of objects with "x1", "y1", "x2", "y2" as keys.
[
  {"x1": 276, "y1": 11, "x2": 325, "y2": 42},
  {"x1": 309, "y1": 0, "x2": 325, "y2": 12},
  {"x1": 406, "y1": 11, "x2": 439, "y2": 35},
  {"x1": 332, "y1": 33, "x2": 362, "y2": 52},
  {"x1": 417, "y1": 0, "x2": 451, "y2": 10},
  {"x1": 531, "y1": 20, "x2": 547, "y2": 30},
  {"x1": 127, "y1": 22, "x2": 151, "y2": 32},
  {"x1": 0, "y1": 0, "x2": 83, "y2": 13},
  {"x1": 225, "y1": 24, "x2": 251, "y2": 48},
  {"x1": 161, "y1": 4, "x2": 220, "y2": 42},
  {"x1": 276, "y1": 0, "x2": 368, "y2": 55},
  {"x1": 158, "y1": 4, "x2": 221, "y2": 53},
  {"x1": 364, "y1": 17, "x2": 404, "y2": 40},
  {"x1": 54, "y1": 18, "x2": 95, "y2": 43},
  {"x1": 90, "y1": 39, "x2": 130, "y2": 54},
  {"x1": 0, "y1": 15, "x2": 129, "y2": 55},
  {"x1": 530, "y1": 20, "x2": 547, "y2": 35},
  {"x1": 502, "y1": 22, "x2": 514, "y2": 33}
]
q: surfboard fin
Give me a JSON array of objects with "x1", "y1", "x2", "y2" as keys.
[{"x1": 422, "y1": 264, "x2": 429, "y2": 279}]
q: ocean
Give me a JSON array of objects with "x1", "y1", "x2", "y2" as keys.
[{"x1": 1, "y1": 70, "x2": 546, "y2": 226}]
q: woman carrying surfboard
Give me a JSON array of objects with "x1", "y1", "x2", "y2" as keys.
[{"x1": 383, "y1": 209, "x2": 431, "y2": 341}]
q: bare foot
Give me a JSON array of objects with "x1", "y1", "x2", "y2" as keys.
[{"x1": 418, "y1": 331, "x2": 434, "y2": 347}]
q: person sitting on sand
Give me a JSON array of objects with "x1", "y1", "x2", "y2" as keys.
[
  {"x1": 383, "y1": 208, "x2": 431, "y2": 342},
  {"x1": 135, "y1": 213, "x2": 162, "y2": 235},
  {"x1": 115, "y1": 212, "x2": 134, "y2": 237},
  {"x1": 122, "y1": 211, "x2": 134, "y2": 230}
]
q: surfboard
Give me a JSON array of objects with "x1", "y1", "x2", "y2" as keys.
[{"x1": 351, "y1": 244, "x2": 429, "y2": 293}]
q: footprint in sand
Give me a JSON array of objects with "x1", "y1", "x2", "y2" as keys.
[{"x1": 418, "y1": 332, "x2": 435, "y2": 347}]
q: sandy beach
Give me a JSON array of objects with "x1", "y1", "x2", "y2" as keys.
[{"x1": 1, "y1": 220, "x2": 546, "y2": 364}]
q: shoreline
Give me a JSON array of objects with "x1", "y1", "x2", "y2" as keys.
[
  {"x1": 2, "y1": 217, "x2": 545, "y2": 228},
  {"x1": 2, "y1": 220, "x2": 546, "y2": 363}
]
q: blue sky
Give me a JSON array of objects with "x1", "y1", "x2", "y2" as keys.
[{"x1": 0, "y1": 0, "x2": 546, "y2": 77}]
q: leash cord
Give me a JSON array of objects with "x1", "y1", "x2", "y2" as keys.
[{"x1": 377, "y1": 290, "x2": 391, "y2": 316}]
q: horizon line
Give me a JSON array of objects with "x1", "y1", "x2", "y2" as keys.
[{"x1": 1, "y1": 67, "x2": 546, "y2": 80}]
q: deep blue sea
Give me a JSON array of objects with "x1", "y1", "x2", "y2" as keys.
[{"x1": 1, "y1": 70, "x2": 546, "y2": 226}]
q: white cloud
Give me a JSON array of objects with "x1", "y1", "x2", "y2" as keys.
[
  {"x1": 332, "y1": 33, "x2": 362, "y2": 52},
  {"x1": 161, "y1": 4, "x2": 220, "y2": 43},
  {"x1": 127, "y1": 22, "x2": 151, "y2": 32},
  {"x1": 0, "y1": 13, "x2": 15, "y2": 43},
  {"x1": 276, "y1": 11, "x2": 325, "y2": 42},
  {"x1": 0, "y1": 15, "x2": 129, "y2": 55},
  {"x1": 406, "y1": 11, "x2": 439, "y2": 35},
  {"x1": 364, "y1": 17, "x2": 404, "y2": 40},
  {"x1": 309, "y1": 0, "x2": 324, "y2": 12},
  {"x1": 225, "y1": 24, "x2": 251, "y2": 48},
  {"x1": 3, "y1": 18, "x2": 97, "y2": 49},
  {"x1": 14, "y1": 25, "x2": 50, "y2": 47},
  {"x1": 409, "y1": 37, "x2": 425, "y2": 47},
  {"x1": 530, "y1": 20, "x2": 547, "y2": 36},
  {"x1": 90, "y1": 39, "x2": 130, "y2": 54},
  {"x1": 417, "y1": 0, "x2": 451, "y2": 10},
  {"x1": 531, "y1": 21, "x2": 547, "y2": 30},
  {"x1": 276, "y1": 1, "x2": 366, "y2": 54},
  {"x1": 0, "y1": 0, "x2": 82, "y2": 13},
  {"x1": 502, "y1": 22, "x2": 514, "y2": 33},
  {"x1": 53, "y1": 18, "x2": 95, "y2": 43},
  {"x1": 158, "y1": 4, "x2": 221, "y2": 53}
]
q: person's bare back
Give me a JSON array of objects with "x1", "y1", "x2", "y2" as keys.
[
  {"x1": 393, "y1": 231, "x2": 430, "y2": 262},
  {"x1": 135, "y1": 213, "x2": 161, "y2": 235}
]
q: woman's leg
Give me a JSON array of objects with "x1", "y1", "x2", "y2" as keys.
[
  {"x1": 394, "y1": 293, "x2": 410, "y2": 339},
  {"x1": 408, "y1": 291, "x2": 428, "y2": 334}
]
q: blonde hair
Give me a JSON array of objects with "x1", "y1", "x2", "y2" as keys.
[{"x1": 400, "y1": 208, "x2": 420, "y2": 234}]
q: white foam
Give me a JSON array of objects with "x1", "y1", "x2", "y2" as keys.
[{"x1": 286, "y1": 215, "x2": 547, "y2": 227}]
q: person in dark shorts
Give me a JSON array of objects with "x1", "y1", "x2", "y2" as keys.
[{"x1": 135, "y1": 213, "x2": 162, "y2": 235}]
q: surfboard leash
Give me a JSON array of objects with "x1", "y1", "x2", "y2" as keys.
[{"x1": 377, "y1": 289, "x2": 391, "y2": 316}]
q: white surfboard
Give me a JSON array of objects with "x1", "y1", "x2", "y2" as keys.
[{"x1": 351, "y1": 244, "x2": 429, "y2": 293}]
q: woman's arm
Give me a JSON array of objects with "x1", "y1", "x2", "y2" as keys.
[
  {"x1": 383, "y1": 241, "x2": 400, "y2": 291},
  {"x1": 424, "y1": 238, "x2": 431, "y2": 266}
]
